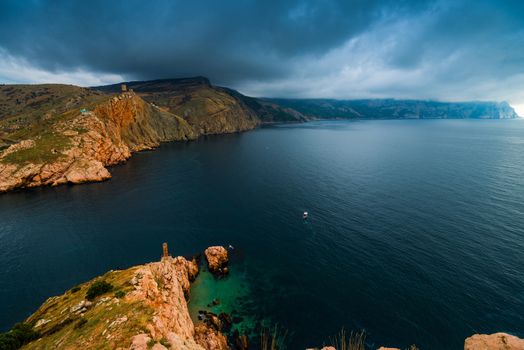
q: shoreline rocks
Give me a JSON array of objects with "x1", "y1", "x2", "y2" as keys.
[
  {"x1": 464, "y1": 332, "x2": 524, "y2": 350},
  {"x1": 204, "y1": 246, "x2": 229, "y2": 277},
  {"x1": 11, "y1": 242, "x2": 524, "y2": 350},
  {"x1": 318, "y1": 332, "x2": 524, "y2": 350}
]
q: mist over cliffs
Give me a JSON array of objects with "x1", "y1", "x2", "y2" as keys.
[{"x1": 267, "y1": 98, "x2": 519, "y2": 120}]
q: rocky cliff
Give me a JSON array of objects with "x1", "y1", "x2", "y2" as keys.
[
  {"x1": 95, "y1": 78, "x2": 259, "y2": 135},
  {"x1": 2, "y1": 244, "x2": 522, "y2": 350},
  {"x1": 94, "y1": 78, "x2": 307, "y2": 130},
  {"x1": 15, "y1": 247, "x2": 229, "y2": 350},
  {"x1": 0, "y1": 78, "x2": 306, "y2": 193},
  {"x1": 0, "y1": 91, "x2": 196, "y2": 193}
]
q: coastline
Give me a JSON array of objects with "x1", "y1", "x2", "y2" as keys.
[{"x1": 2, "y1": 244, "x2": 522, "y2": 349}]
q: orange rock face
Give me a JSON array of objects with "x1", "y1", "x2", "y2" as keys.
[
  {"x1": 22, "y1": 246, "x2": 231, "y2": 350},
  {"x1": 464, "y1": 332, "x2": 524, "y2": 350},
  {"x1": 204, "y1": 246, "x2": 229, "y2": 276},
  {"x1": 0, "y1": 92, "x2": 196, "y2": 193},
  {"x1": 127, "y1": 251, "x2": 228, "y2": 350},
  {"x1": 194, "y1": 323, "x2": 229, "y2": 350}
]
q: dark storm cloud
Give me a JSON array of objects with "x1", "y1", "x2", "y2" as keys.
[
  {"x1": 0, "y1": 0, "x2": 524, "y2": 106},
  {"x1": 0, "y1": 0, "x2": 434, "y2": 82}
]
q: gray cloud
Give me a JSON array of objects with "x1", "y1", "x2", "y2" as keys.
[{"x1": 0, "y1": 0, "x2": 523, "y2": 106}]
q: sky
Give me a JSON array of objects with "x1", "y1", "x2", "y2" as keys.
[{"x1": 1, "y1": 0, "x2": 524, "y2": 113}]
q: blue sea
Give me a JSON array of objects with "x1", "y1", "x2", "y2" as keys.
[{"x1": 0, "y1": 120, "x2": 523, "y2": 349}]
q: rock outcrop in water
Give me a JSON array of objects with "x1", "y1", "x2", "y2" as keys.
[
  {"x1": 464, "y1": 332, "x2": 524, "y2": 350},
  {"x1": 318, "y1": 333, "x2": 524, "y2": 350},
  {"x1": 17, "y1": 246, "x2": 228, "y2": 350},
  {"x1": 204, "y1": 246, "x2": 229, "y2": 277}
]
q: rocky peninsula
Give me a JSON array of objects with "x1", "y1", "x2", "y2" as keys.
[
  {"x1": 1, "y1": 244, "x2": 233, "y2": 350},
  {"x1": 0, "y1": 78, "x2": 307, "y2": 193}
]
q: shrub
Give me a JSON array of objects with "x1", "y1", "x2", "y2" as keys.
[
  {"x1": 9, "y1": 323, "x2": 38, "y2": 345},
  {"x1": 86, "y1": 281, "x2": 113, "y2": 301},
  {"x1": 114, "y1": 290, "x2": 125, "y2": 299},
  {"x1": 0, "y1": 323, "x2": 39, "y2": 350},
  {"x1": 74, "y1": 318, "x2": 87, "y2": 330},
  {"x1": 71, "y1": 286, "x2": 81, "y2": 293},
  {"x1": 159, "y1": 337, "x2": 171, "y2": 347},
  {"x1": 147, "y1": 339, "x2": 156, "y2": 349},
  {"x1": 0, "y1": 333, "x2": 19, "y2": 350}
]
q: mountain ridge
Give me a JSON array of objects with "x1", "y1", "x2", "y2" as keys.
[{"x1": 266, "y1": 98, "x2": 520, "y2": 119}]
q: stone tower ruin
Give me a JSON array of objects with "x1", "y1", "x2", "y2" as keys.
[{"x1": 162, "y1": 242, "x2": 169, "y2": 259}]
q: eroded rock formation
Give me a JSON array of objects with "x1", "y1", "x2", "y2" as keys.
[
  {"x1": 204, "y1": 246, "x2": 229, "y2": 276},
  {"x1": 0, "y1": 92, "x2": 196, "y2": 193},
  {"x1": 464, "y1": 332, "x2": 524, "y2": 350},
  {"x1": 0, "y1": 79, "x2": 307, "y2": 194},
  {"x1": 21, "y1": 247, "x2": 229, "y2": 350}
]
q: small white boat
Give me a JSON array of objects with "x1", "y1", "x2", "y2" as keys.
[{"x1": 303, "y1": 211, "x2": 308, "y2": 219}]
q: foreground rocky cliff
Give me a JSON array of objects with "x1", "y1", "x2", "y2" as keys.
[
  {"x1": 12, "y1": 245, "x2": 230, "y2": 350},
  {"x1": 1, "y1": 243, "x2": 521, "y2": 350}
]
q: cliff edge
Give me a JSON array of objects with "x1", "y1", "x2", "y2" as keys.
[
  {"x1": 17, "y1": 246, "x2": 228, "y2": 350},
  {"x1": 0, "y1": 79, "x2": 306, "y2": 193},
  {"x1": 0, "y1": 91, "x2": 195, "y2": 193}
]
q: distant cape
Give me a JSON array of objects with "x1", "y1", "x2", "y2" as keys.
[{"x1": 265, "y1": 98, "x2": 519, "y2": 119}]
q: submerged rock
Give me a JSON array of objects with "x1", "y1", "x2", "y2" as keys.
[
  {"x1": 204, "y1": 246, "x2": 229, "y2": 276},
  {"x1": 218, "y1": 313, "x2": 232, "y2": 333},
  {"x1": 207, "y1": 298, "x2": 221, "y2": 307}
]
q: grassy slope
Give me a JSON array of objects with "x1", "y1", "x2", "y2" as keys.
[
  {"x1": 22, "y1": 267, "x2": 153, "y2": 350},
  {"x1": 0, "y1": 84, "x2": 110, "y2": 133},
  {"x1": 0, "y1": 79, "x2": 304, "y2": 170},
  {"x1": 0, "y1": 84, "x2": 113, "y2": 154},
  {"x1": 96, "y1": 78, "x2": 260, "y2": 135},
  {"x1": 95, "y1": 78, "x2": 307, "y2": 125}
]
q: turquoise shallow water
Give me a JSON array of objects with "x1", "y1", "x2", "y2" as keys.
[
  {"x1": 0, "y1": 119, "x2": 523, "y2": 349},
  {"x1": 188, "y1": 261, "x2": 259, "y2": 338}
]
